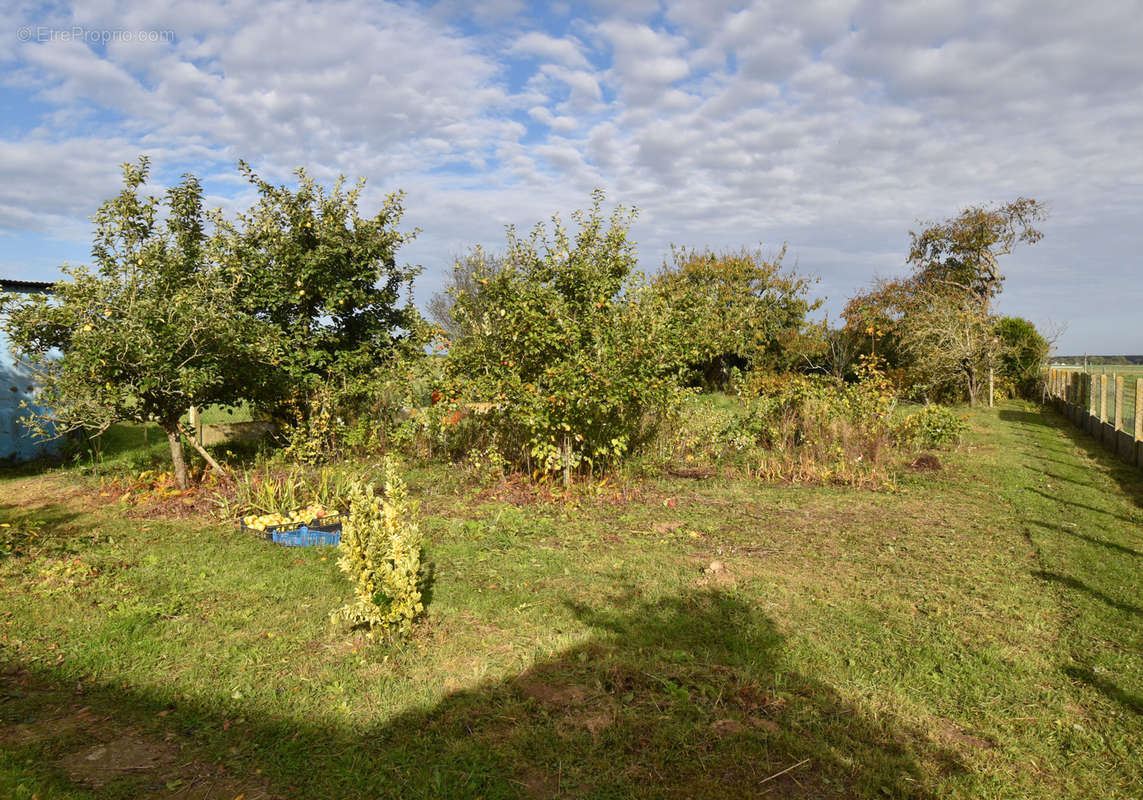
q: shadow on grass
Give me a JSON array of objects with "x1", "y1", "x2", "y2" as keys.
[
  {"x1": 0, "y1": 501, "x2": 88, "y2": 561},
  {"x1": 1032, "y1": 570, "x2": 1142, "y2": 617},
  {"x1": 1063, "y1": 666, "x2": 1143, "y2": 717},
  {"x1": 0, "y1": 590, "x2": 961, "y2": 799},
  {"x1": 1026, "y1": 519, "x2": 1142, "y2": 559},
  {"x1": 998, "y1": 405, "x2": 1143, "y2": 512}
]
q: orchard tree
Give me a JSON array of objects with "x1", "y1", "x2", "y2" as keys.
[
  {"x1": 2, "y1": 158, "x2": 275, "y2": 487},
  {"x1": 213, "y1": 163, "x2": 425, "y2": 410},
  {"x1": 650, "y1": 246, "x2": 820, "y2": 387},
  {"x1": 908, "y1": 197, "x2": 1045, "y2": 313},
  {"x1": 442, "y1": 190, "x2": 682, "y2": 482}
]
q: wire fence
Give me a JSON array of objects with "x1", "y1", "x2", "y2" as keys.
[{"x1": 1049, "y1": 366, "x2": 1142, "y2": 437}]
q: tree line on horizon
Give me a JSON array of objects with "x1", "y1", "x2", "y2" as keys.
[{"x1": 0, "y1": 157, "x2": 1051, "y2": 486}]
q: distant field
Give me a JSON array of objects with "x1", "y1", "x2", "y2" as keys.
[{"x1": 1053, "y1": 365, "x2": 1141, "y2": 435}]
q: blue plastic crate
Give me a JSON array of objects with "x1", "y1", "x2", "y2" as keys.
[
  {"x1": 242, "y1": 515, "x2": 343, "y2": 547},
  {"x1": 270, "y1": 524, "x2": 341, "y2": 547}
]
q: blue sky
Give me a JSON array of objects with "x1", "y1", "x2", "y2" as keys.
[{"x1": 2, "y1": 0, "x2": 1141, "y2": 354}]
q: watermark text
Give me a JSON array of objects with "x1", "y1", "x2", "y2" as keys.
[{"x1": 17, "y1": 26, "x2": 175, "y2": 45}]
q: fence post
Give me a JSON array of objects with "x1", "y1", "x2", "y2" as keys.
[
  {"x1": 1100, "y1": 375, "x2": 1108, "y2": 423},
  {"x1": 1135, "y1": 378, "x2": 1143, "y2": 436},
  {"x1": 988, "y1": 367, "x2": 994, "y2": 408},
  {"x1": 1089, "y1": 373, "x2": 1097, "y2": 417},
  {"x1": 1135, "y1": 379, "x2": 1143, "y2": 462},
  {"x1": 1115, "y1": 375, "x2": 1125, "y2": 432},
  {"x1": 189, "y1": 406, "x2": 203, "y2": 447}
]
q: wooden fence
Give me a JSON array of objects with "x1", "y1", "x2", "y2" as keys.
[{"x1": 1046, "y1": 368, "x2": 1143, "y2": 468}]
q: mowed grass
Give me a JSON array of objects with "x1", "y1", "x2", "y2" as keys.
[{"x1": 0, "y1": 401, "x2": 1140, "y2": 799}]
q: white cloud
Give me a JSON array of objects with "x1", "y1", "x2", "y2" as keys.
[
  {"x1": 1, "y1": 0, "x2": 1141, "y2": 351},
  {"x1": 509, "y1": 31, "x2": 591, "y2": 68}
]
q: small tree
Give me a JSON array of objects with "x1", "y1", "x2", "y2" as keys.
[
  {"x1": 442, "y1": 190, "x2": 682, "y2": 480},
  {"x1": 897, "y1": 290, "x2": 1000, "y2": 405},
  {"x1": 2, "y1": 158, "x2": 274, "y2": 487},
  {"x1": 650, "y1": 246, "x2": 820, "y2": 387},
  {"x1": 213, "y1": 163, "x2": 425, "y2": 413}
]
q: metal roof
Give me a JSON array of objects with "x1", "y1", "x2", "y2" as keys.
[{"x1": 0, "y1": 279, "x2": 54, "y2": 293}]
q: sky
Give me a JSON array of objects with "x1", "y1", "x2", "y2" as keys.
[{"x1": 1, "y1": 0, "x2": 1140, "y2": 355}]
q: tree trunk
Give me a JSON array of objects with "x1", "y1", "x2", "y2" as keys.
[{"x1": 164, "y1": 423, "x2": 189, "y2": 490}]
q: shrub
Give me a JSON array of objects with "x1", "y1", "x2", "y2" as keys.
[
  {"x1": 895, "y1": 405, "x2": 968, "y2": 450},
  {"x1": 331, "y1": 459, "x2": 423, "y2": 639},
  {"x1": 441, "y1": 190, "x2": 682, "y2": 481}
]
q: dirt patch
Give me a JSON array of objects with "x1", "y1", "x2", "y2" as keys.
[
  {"x1": 934, "y1": 717, "x2": 994, "y2": 751},
  {"x1": 710, "y1": 718, "x2": 747, "y2": 737},
  {"x1": 518, "y1": 768, "x2": 560, "y2": 798},
  {"x1": 57, "y1": 734, "x2": 175, "y2": 787},
  {"x1": 517, "y1": 677, "x2": 593, "y2": 706},
  {"x1": 556, "y1": 709, "x2": 614, "y2": 741},
  {"x1": 909, "y1": 453, "x2": 943, "y2": 472},
  {"x1": 750, "y1": 717, "x2": 782, "y2": 734},
  {"x1": 696, "y1": 559, "x2": 737, "y2": 587},
  {"x1": 0, "y1": 713, "x2": 91, "y2": 745}
]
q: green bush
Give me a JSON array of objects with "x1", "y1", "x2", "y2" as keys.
[
  {"x1": 331, "y1": 459, "x2": 424, "y2": 639},
  {"x1": 441, "y1": 190, "x2": 682, "y2": 480},
  {"x1": 895, "y1": 404, "x2": 968, "y2": 449}
]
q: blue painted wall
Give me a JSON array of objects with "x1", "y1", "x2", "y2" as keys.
[{"x1": 1, "y1": 289, "x2": 62, "y2": 463}]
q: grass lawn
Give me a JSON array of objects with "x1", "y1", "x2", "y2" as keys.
[{"x1": 1, "y1": 400, "x2": 1140, "y2": 798}]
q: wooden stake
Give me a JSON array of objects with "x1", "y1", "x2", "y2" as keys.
[{"x1": 178, "y1": 423, "x2": 227, "y2": 479}]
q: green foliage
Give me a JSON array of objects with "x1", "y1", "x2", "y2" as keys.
[
  {"x1": 994, "y1": 316, "x2": 1049, "y2": 398},
  {"x1": 894, "y1": 404, "x2": 970, "y2": 450},
  {"x1": 649, "y1": 246, "x2": 821, "y2": 387},
  {"x1": 1, "y1": 157, "x2": 275, "y2": 488},
  {"x1": 212, "y1": 162, "x2": 427, "y2": 415},
  {"x1": 215, "y1": 459, "x2": 356, "y2": 518},
  {"x1": 907, "y1": 197, "x2": 1045, "y2": 310},
  {"x1": 845, "y1": 199, "x2": 1046, "y2": 406},
  {"x1": 331, "y1": 459, "x2": 424, "y2": 639},
  {"x1": 441, "y1": 190, "x2": 683, "y2": 478}
]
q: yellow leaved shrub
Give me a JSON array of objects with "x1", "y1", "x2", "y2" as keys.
[{"x1": 331, "y1": 458, "x2": 423, "y2": 639}]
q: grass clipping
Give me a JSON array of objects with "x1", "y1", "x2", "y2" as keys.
[{"x1": 331, "y1": 459, "x2": 423, "y2": 639}]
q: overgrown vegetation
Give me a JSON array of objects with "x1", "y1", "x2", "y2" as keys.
[
  {"x1": 439, "y1": 190, "x2": 681, "y2": 481},
  {"x1": 1, "y1": 157, "x2": 1053, "y2": 486},
  {"x1": 843, "y1": 198, "x2": 1049, "y2": 405}
]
